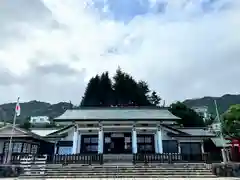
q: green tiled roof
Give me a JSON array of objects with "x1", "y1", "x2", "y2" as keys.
[
  {"x1": 54, "y1": 108, "x2": 180, "y2": 121},
  {"x1": 211, "y1": 137, "x2": 231, "y2": 147}
]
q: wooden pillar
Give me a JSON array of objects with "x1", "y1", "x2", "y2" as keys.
[
  {"x1": 132, "y1": 124, "x2": 137, "y2": 154},
  {"x1": 72, "y1": 124, "x2": 78, "y2": 154},
  {"x1": 201, "y1": 141, "x2": 204, "y2": 153},
  {"x1": 157, "y1": 125, "x2": 163, "y2": 153},
  {"x1": 98, "y1": 122, "x2": 103, "y2": 154}
]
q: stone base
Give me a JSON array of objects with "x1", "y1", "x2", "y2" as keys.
[{"x1": 212, "y1": 163, "x2": 240, "y2": 177}]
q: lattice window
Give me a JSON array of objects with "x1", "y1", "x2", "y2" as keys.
[
  {"x1": 22, "y1": 143, "x2": 28, "y2": 153},
  {"x1": 91, "y1": 137, "x2": 98, "y2": 143},
  {"x1": 81, "y1": 135, "x2": 98, "y2": 153},
  {"x1": 13, "y1": 143, "x2": 22, "y2": 153},
  {"x1": 137, "y1": 135, "x2": 154, "y2": 153},
  {"x1": 84, "y1": 138, "x2": 90, "y2": 143},
  {"x1": 26, "y1": 144, "x2": 31, "y2": 153},
  {"x1": 31, "y1": 144, "x2": 38, "y2": 154}
]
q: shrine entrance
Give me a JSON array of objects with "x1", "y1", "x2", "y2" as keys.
[{"x1": 104, "y1": 132, "x2": 132, "y2": 154}]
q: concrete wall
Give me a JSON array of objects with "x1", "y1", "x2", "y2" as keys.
[{"x1": 61, "y1": 128, "x2": 74, "y2": 141}]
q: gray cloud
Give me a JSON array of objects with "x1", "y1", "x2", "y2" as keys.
[
  {"x1": 0, "y1": 68, "x2": 18, "y2": 86},
  {"x1": 0, "y1": 0, "x2": 239, "y2": 105},
  {"x1": 15, "y1": 63, "x2": 86, "y2": 104},
  {"x1": 32, "y1": 63, "x2": 80, "y2": 76},
  {"x1": 0, "y1": 0, "x2": 50, "y2": 24}
]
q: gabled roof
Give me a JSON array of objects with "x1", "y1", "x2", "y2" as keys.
[
  {"x1": 31, "y1": 129, "x2": 59, "y2": 137},
  {"x1": 0, "y1": 124, "x2": 52, "y2": 142},
  {"x1": 211, "y1": 137, "x2": 230, "y2": 147},
  {"x1": 46, "y1": 124, "x2": 74, "y2": 137},
  {"x1": 160, "y1": 124, "x2": 188, "y2": 135},
  {"x1": 168, "y1": 127, "x2": 216, "y2": 137},
  {"x1": 54, "y1": 108, "x2": 180, "y2": 121}
]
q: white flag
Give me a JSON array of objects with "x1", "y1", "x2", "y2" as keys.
[{"x1": 15, "y1": 100, "x2": 20, "y2": 116}]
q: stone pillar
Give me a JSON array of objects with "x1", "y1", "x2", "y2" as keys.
[
  {"x1": 132, "y1": 125, "x2": 137, "y2": 154},
  {"x1": 72, "y1": 125, "x2": 78, "y2": 154},
  {"x1": 98, "y1": 123, "x2": 104, "y2": 154},
  {"x1": 157, "y1": 125, "x2": 163, "y2": 153},
  {"x1": 154, "y1": 133, "x2": 158, "y2": 153}
]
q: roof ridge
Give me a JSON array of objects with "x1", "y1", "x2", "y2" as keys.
[{"x1": 70, "y1": 107, "x2": 169, "y2": 110}]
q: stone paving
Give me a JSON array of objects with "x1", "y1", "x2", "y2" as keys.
[
  {"x1": 3, "y1": 178, "x2": 240, "y2": 180},
  {"x1": 45, "y1": 178, "x2": 238, "y2": 180}
]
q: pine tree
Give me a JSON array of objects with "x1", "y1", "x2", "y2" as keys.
[
  {"x1": 81, "y1": 75, "x2": 101, "y2": 106},
  {"x1": 81, "y1": 68, "x2": 154, "y2": 107},
  {"x1": 149, "y1": 91, "x2": 161, "y2": 106}
]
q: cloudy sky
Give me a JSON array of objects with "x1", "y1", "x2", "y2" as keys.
[{"x1": 0, "y1": 0, "x2": 239, "y2": 105}]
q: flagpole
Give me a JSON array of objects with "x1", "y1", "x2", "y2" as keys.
[
  {"x1": 6, "y1": 97, "x2": 20, "y2": 164},
  {"x1": 214, "y1": 99, "x2": 227, "y2": 163}
]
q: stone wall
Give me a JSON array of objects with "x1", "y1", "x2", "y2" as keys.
[
  {"x1": 212, "y1": 163, "x2": 240, "y2": 177},
  {"x1": 0, "y1": 166, "x2": 23, "y2": 177}
]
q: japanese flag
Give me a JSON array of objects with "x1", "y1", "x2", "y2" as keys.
[{"x1": 15, "y1": 101, "x2": 20, "y2": 116}]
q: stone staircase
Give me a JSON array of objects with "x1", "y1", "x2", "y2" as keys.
[
  {"x1": 103, "y1": 154, "x2": 133, "y2": 163},
  {"x1": 19, "y1": 163, "x2": 215, "y2": 178}
]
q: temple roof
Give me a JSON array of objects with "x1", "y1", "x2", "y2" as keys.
[{"x1": 54, "y1": 108, "x2": 180, "y2": 121}]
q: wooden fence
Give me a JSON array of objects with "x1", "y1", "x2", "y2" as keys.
[
  {"x1": 133, "y1": 153, "x2": 212, "y2": 164},
  {"x1": 52, "y1": 154, "x2": 103, "y2": 165},
  {"x1": 0, "y1": 153, "x2": 214, "y2": 165}
]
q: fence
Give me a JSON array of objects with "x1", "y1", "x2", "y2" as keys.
[
  {"x1": 133, "y1": 153, "x2": 212, "y2": 164},
  {"x1": 52, "y1": 154, "x2": 103, "y2": 165},
  {"x1": 0, "y1": 153, "x2": 214, "y2": 165}
]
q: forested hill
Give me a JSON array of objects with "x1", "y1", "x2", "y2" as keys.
[
  {"x1": 0, "y1": 100, "x2": 72, "y2": 124},
  {"x1": 183, "y1": 94, "x2": 240, "y2": 115}
]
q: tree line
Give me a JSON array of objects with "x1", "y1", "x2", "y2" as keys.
[{"x1": 80, "y1": 68, "x2": 206, "y2": 127}]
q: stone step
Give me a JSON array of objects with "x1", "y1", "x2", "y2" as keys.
[
  {"x1": 42, "y1": 167, "x2": 209, "y2": 171},
  {"x1": 47, "y1": 163, "x2": 207, "y2": 166},
  {"x1": 23, "y1": 169, "x2": 212, "y2": 172},
  {"x1": 24, "y1": 170, "x2": 214, "y2": 175},
  {"x1": 21, "y1": 163, "x2": 214, "y2": 179},
  {"x1": 43, "y1": 168, "x2": 211, "y2": 171},
  {"x1": 44, "y1": 165, "x2": 208, "y2": 168},
  {"x1": 45, "y1": 166, "x2": 209, "y2": 169},
  {"x1": 20, "y1": 174, "x2": 216, "y2": 179},
  {"x1": 42, "y1": 172, "x2": 212, "y2": 176}
]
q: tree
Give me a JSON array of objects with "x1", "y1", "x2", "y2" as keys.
[
  {"x1": 113, "y1": 68, "x2": 133, "y2": 105},
  {"x1": 81, "y1": 73, "x2": 113, "y2": 107},
  {"x1": 81, "y1": 68, "x2": 156, "y2": 107},
  {"x1": 19, "y1": 118, "x2": 31, "y2": 130},
  {"x1": 112, "y1": 68, "x2": 151, "y2": 106},
  {"x1": 149, "y1": 91, "x2": 161, "y2": 106},
  {"x1": 222, "y1": 104, "x2": 240, "y2": 137},
  {"x1": 98, "y1": 72, "x2": 114, "y2": 106},
  {"x1": 204, "y1": 114, "x2": 215, "y2": 126},
  {"x1": 81, "y1": 75, "x2": 101, "y2": 106},
  {"x1": 169, "y1": 101, "x2": 205, "y2": 127}
]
